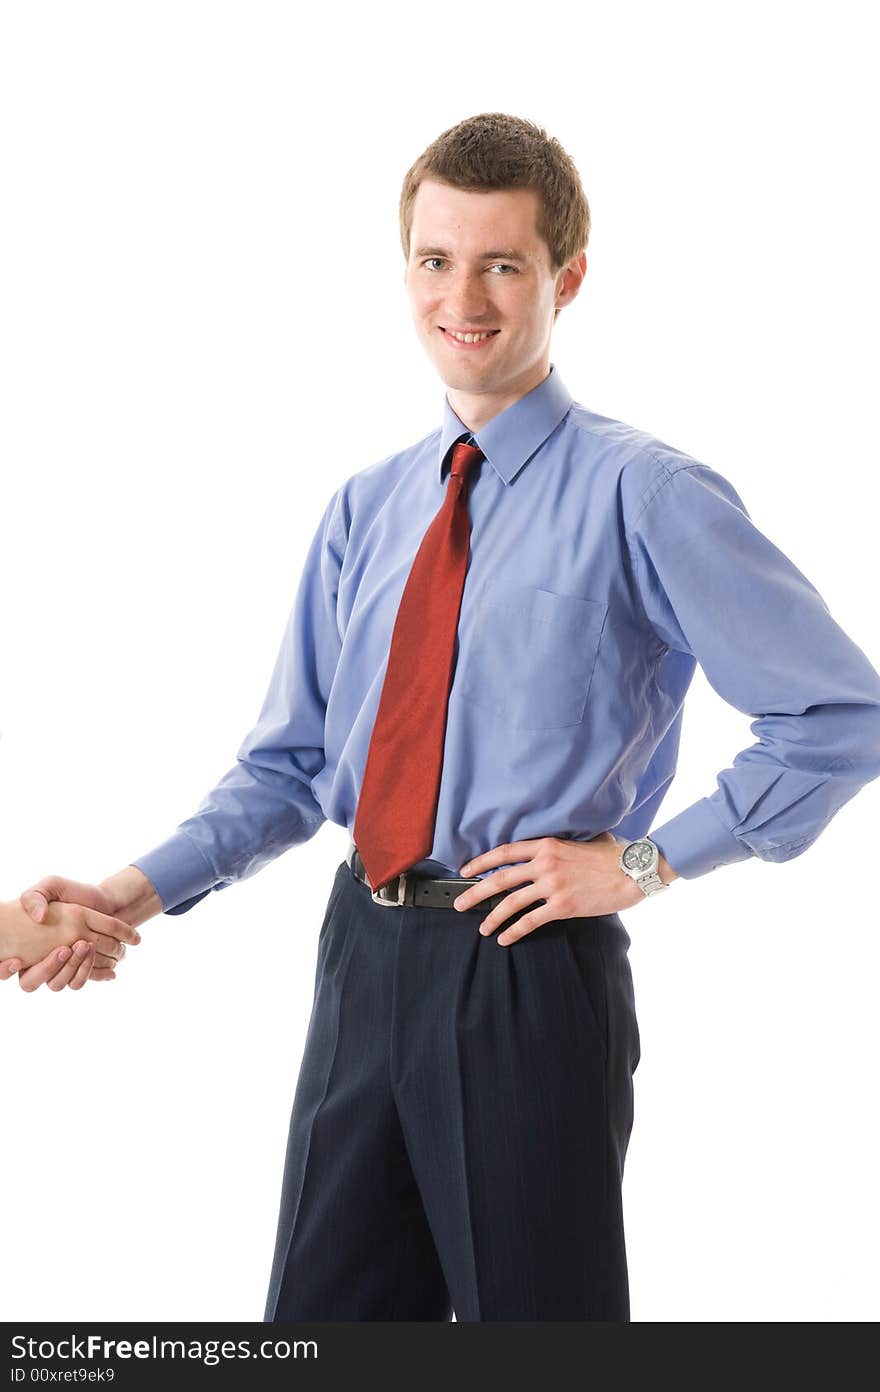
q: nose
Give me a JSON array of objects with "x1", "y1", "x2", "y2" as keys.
[{"x1": 445, "y1": 270, "x2": 491, "y2": 323}]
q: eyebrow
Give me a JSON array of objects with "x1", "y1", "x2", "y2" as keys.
[{"x1": 414, "y1": 246, "x2": 528, "y2": 262}]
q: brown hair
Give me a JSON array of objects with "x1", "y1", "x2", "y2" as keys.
[{"x1": 399, "y1": 112, "x2": 591, "y2": 273}]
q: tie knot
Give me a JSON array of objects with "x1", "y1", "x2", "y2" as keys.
[{"x1": 449, "y1": 441, "x2": 484, "y2": 482}]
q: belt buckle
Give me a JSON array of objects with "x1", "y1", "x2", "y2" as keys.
[{"x1": 370, "y1": 872, "x2": 408, "y2": 908}]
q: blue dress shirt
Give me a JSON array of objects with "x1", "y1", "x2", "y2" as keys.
[{"x1": 133, "y1": 365, "x2": 880, "y2": 914}]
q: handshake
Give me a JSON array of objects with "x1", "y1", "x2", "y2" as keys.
[{"x1": 0, "y1": 866, "x2": 161, "y2": 993}]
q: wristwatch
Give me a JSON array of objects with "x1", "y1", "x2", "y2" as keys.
[{"x1": 618, "y1": 837, "x2": 670, "y2": 898}]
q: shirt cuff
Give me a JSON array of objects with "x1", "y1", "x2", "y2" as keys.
[
  {"x1": 649, "y1": 797, "x2": 755, "y2": 880},
  {"x1": 131, "y1": 831, "x2": 219, "y2": 914}
]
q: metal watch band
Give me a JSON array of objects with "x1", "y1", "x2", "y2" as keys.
[{"x1": 635, "y1": 869, "x2": 668, "y2": 896}]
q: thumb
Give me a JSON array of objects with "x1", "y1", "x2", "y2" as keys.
[
  {"x1": 20, "y1": 884, "x2": 57, "y2": 923},
  {"x1": 21, "y1": 876, "x2": 111, "y2": 922},
  {"x1": 22, "y1": 893, "x2": 48, "y2": 923}
]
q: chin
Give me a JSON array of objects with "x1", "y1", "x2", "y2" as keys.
[
  {"x1": 440, "y1": 369, "x2": 496, "y2": 393},
  {"x1": 428, "y1": 349, "x2": 497, "y2": 383}
]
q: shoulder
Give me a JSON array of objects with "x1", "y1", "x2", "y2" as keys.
[
  {"x1": 566, "y1": 402, "x2": 748, "y2": 528},
  {"x1": 320, "y1": 425, "x2": 440, "y2": 551},
  {"x1": 336, "y1": 425, "x2": 440, "y2": 520}
]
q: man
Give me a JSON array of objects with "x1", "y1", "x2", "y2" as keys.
[{"x1": 6, "y1": 112, "x2": 880, "y2": 1319}]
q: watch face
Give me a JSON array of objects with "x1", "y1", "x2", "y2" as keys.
[{"x1": 622, "y1": 840, "x2": 655, "y2": 872}]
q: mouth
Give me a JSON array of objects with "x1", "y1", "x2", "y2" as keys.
[{"x1": 438, "y1": 326, "x2": 501, "y2": 350}]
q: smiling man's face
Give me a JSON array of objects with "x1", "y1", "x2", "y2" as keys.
[{"x1": 404, "y1": 177, "x2": 585, "y2": 429}]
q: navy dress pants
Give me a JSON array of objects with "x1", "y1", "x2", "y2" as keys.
[{"x1": 263, "y1": 857, "x2": 641, "y2": 1322}]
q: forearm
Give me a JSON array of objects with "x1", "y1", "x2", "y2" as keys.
[
  {"x1": 657, "y1": 851, "x2": 679, "y2": 884},
  {"x1": 99, "y1": 865, "x2": 163, "y2": 928}
]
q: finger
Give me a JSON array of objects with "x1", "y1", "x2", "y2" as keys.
[
  {"x1": 18, "y1": 946, "x2": 73, "y2": 994},
  {"x1": 0, "y1": 958, "x2": 24, "y2": 979},
  {"x1": 88, "y1": 968, "x2": 117, "y2": 982},
  {"x1": 459, "y1": 840, "x2": 545, "y2": 877},
  {"x1": 47, "y1": 941, "x2": 94, "y2": 992},
  {"x1": 67, "y1": 943, "x2": 97, "y2": 991},
  {"x1": 453, "y1": 866, "x2": 533, "y2": 913},
  {"x1": 81, "y1": 931, "x2": 127, "y2": 961},
  {"x1": 92, "y1": 951, "x2": 118, "y2": 971},
  {"x1": 496, "y1": 904, "x2": 555, "y2": 947},
  {"x1": 83, "y1": 909, "x2": 141, "y2": 947},
  {"x1": 479, "y1": 886, "x2": 549, "y2": 937}
]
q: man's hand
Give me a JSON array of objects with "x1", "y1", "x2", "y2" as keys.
[
  {"x1": 451, "y1": 833, "x2": 678, "y2": 946},
  {"x1": 19, "y1": 876, "x2": 122, "y2": 983},
  {"x1": 2, "y1": 877, "x2": 125, "y2": 989},
  {"x1": 0, "y1": 895, "x2": 141, "y2": 991},
  {"x1": 0, "y1": 867, "x2": 161, "y2": 992}
]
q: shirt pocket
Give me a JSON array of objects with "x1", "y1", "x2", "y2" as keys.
[{"x1": 457, "y1": 578, "x2": 608, "y2": 730}]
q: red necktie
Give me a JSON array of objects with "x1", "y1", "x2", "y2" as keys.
[{"x1": 353, "y1": 440, "x2": 484, "y2": 891}]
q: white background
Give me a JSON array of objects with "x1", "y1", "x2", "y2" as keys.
[{"x1": 1, "y1": 0, "x2": 877, "y2": 1323}]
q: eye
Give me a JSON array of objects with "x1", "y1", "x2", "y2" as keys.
[
  {"x1": 490, "y1": 264, "x2": 519, "y2": 275},
  {"x1": 422, "y1": 258, "x2": 446, "y2": 271}
]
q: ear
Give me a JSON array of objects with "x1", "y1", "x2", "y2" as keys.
[{"x1": 555, "y1": 250, "x2": 587, "y2": 312}]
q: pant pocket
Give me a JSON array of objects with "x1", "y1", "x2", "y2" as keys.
[
  {"x1": 559, "y1": 922, "x2": 609, "y2": 1065},
  {"x1": 317, "y1": 863, "x2": 348, "y2": 943}
]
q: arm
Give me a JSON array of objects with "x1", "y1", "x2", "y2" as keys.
[
  {"x1": 7, "y1": 484, "x2": 348, "y2": 988},
  {"x1": 99, "y1": 865, "x2": 163, "y2": 926},
  {"x1": 127, "y1": 483, "x2": 347, "y2": 914},
  {"x1": 626, "y1": 461, "x2": 880, "y2": 878}
]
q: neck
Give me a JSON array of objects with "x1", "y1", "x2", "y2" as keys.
[{"x1": 445, "y1": 358, "x2": 551, "y2": 434}]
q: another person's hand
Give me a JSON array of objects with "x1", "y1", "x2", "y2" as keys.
[{"x1": 1, "y1": 941, "x2": 99, "y2": 992}]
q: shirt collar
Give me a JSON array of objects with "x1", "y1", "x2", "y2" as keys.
[{"x1": 437, "y1": 363, "x2": 574, "y2": 486}]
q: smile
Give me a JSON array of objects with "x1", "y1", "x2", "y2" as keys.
[{"x1": 438, "y1": 327, "x2": 501, "y2": 349}]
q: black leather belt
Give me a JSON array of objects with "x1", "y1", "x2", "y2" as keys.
[{"x1": 346, "y1": 840, "x2": 514, "y2": 911}]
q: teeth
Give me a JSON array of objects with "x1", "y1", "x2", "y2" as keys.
[{"x1": 448, "y1": 330, "x2": 495, "y2": 343}]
